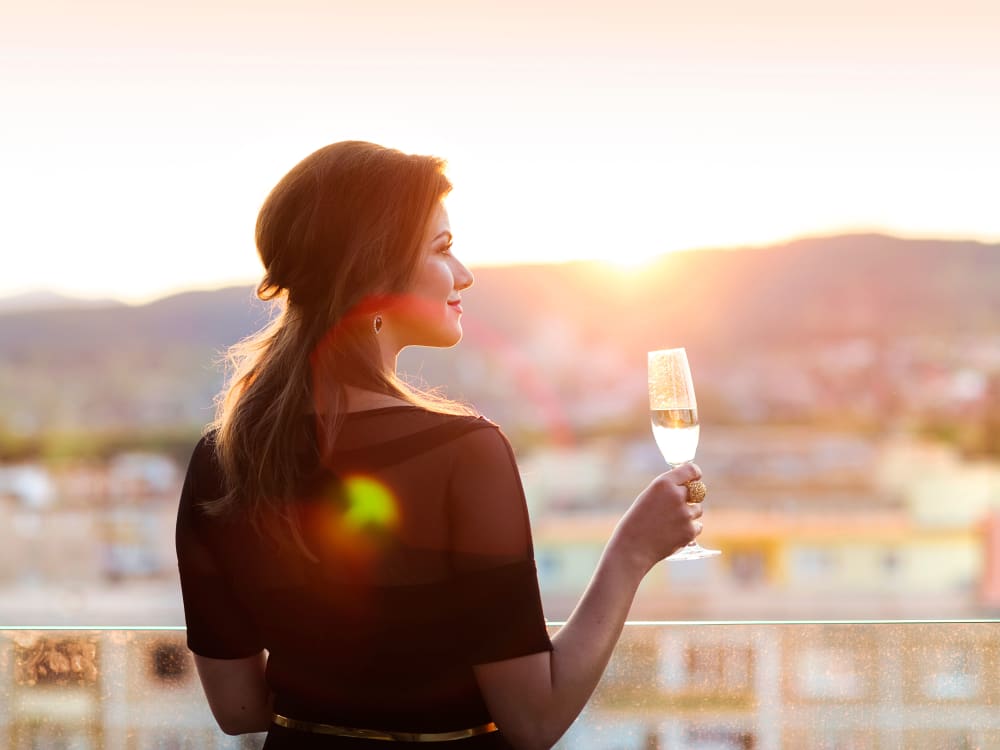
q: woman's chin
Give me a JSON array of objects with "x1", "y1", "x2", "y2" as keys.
[
  {"x1": 438, "y1": 326, "x2": 463, "y2": 348},
  {"x1": 408, "y1": 325, "x2": 463, "y2": 349}
]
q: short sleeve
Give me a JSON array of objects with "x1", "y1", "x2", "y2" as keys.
[
  {"x1": 175, "y1": 436, "x2": 264, "y2": 659},
  {"x1": 447, "y1": 425, "x2": 553, "y2": 664}
]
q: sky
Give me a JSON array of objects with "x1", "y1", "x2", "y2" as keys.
[{"x1": 3, "y1": 0, "x2": 999, "y2": 303}]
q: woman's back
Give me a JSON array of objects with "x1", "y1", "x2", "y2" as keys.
[{"x1": 176, "y1": 405, "x2": 552, "y2": 740}]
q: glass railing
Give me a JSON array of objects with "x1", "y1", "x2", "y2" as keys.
[{"x1": 2, "y1": 622, "x2": 998, "y2": 749}]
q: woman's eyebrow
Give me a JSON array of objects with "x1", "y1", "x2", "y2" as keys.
[{"x1": 433, "y1": 230, "x2": 453, "y2": 242}]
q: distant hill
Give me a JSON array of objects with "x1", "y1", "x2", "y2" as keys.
[
  {"x1": 3, "y1": 234, "x2": 995, "y2": 351},
  {"x1": 0, "y1": 286, "x2": 273, "y2": 365},
  {"x1": 0, "y1": 234, "x2": 996, "y2": 434},
  {"x1": 0, "y1": 290, "x2": 124, "y2": 315},
  {"x1": 456, "y1": 233, "x2": 1000, "y2": 359}
]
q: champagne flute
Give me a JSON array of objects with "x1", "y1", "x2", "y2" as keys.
[{"x1": 648, "y1": 348, "x2": 720, "y2": 560}]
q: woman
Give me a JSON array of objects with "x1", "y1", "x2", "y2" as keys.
[{"x1": 176, "y1": 141, "x2": 705, "y2": 749}]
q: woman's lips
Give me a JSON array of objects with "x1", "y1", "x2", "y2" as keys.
[{"x1": 448, "y1": 300, "x2": 462, "y2": 314}]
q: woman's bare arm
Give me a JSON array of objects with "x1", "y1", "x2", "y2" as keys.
[
  {"x1": 473, "y1": 463, "x2": 704, "y2": 750},
  {"x1": 193, "y1": 651, "x2": 272, "y2": 735}
]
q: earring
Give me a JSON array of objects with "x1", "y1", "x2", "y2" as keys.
[{"x1": 373, "y1": 314, "x2": 383, "y2": 334}]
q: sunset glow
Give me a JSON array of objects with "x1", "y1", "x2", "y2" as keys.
[{"x1": 3, "y1": 0, "x2": 999, "y2": 303}]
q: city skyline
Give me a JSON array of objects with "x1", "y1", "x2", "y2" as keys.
[{"x1": 4, "y1": 0, "x2": 1000, "y2": 303}]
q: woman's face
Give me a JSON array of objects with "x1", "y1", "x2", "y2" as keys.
[{"x1": 386, "y1": 202, "x2": 473, "y2": 349}]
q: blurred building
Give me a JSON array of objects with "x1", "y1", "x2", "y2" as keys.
[
  {"x1": 3, "y1": 426, "x2": 999, "y2": 626},
  {"x1": 530, "y1": 428, "x2": 1000, "y2": 622},
  {"x1": 0, "y1": 455, "x2": 183, "y2": 626}
]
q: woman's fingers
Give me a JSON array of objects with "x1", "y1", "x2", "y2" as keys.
[
  {"x1": 620, "y1": 465, "x2": 710, "y2": 566},
  {"x1": 668, "y1": 462, "x2": 702, "y2": 484}
]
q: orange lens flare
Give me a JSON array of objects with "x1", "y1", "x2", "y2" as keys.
[{"x1": 314, "y1": 474, "x2": 400, "y2": 568}]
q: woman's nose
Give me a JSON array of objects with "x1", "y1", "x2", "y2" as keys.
[{"x1": 455, "y1": 261, "x2": 474, "y2": 291}]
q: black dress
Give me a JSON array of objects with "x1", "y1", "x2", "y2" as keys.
[{"x1": 175, "y1": 405, "x2": 553, "y2": 748}]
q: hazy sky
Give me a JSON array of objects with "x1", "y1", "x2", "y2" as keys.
[{"x1": 3, "y1": 0, "x2": 999, "y2": 302}]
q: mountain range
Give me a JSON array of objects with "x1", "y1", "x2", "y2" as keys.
[
  {"x1": 0, "y1": 290, "x2": 124, "y2": 314},
  {"x1": 1, "y1": 234, "x2": 997, "y2": 435}
]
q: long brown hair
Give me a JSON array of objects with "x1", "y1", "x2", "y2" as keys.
[{"x1": 206, "y1": 141, "x2": 471, "y2": 549}]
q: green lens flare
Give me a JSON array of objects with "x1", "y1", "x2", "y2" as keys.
[{"x1": 341, "y1": 475, "x2": 397, "y2": 530}]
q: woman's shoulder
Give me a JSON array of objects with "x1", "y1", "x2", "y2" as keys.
[
  {"x1": 188, "y1": 428, "x2": 220, "y2": 468},
  {"x1": 400, "y1": 408, "x2": 517, "y2": 473},
  {"x1": 343, "y1": 403, "x2": 499, "y2": 432},
  {"x1": 329, "y1": 406, "x2": 502, "y2": 471},
  {"x1": 405, "y1": 407, "x2": 505, "y2": 446},
  {"x1": 445, "y1": 413, "x2": 515, "y2": 460},
  {"x1": 180, "y1": 429, "x2": 225, "y2": 498}
]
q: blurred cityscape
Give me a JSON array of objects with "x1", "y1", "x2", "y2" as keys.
[
  {"x1": 1, "y1": 234, "x2": 999, "y2": 747},
  {"x1": 2, "y1": 326, "x2": 999, "y2": 624}
]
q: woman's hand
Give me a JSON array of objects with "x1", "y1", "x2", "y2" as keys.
[{"x1": 609, "y1": 462, "x2": 704, "y2": 575}]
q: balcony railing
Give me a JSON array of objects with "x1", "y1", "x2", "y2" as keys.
[{"x1": 2, "y1": 622, "x2": 999, "y2": 749}]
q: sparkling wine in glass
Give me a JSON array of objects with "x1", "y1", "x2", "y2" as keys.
[{"x1": 648, "y1": 348, "x2": 720, "y2": 561}]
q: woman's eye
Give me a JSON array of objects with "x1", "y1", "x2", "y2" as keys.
[{"x1": 439, "y1": 244, "x2": 453, "y2": 256}]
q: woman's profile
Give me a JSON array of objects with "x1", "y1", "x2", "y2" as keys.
[{"x1": 175, "y1": 140, "x2": 705, "y2": 749}]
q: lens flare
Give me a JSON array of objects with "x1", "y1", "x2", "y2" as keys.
[
  {"x1": 312, "y1": 474, "x2": 400, "y2": 570},
  {"x1": 341, "y1": 475, "x2": 399, "y2": 531}
]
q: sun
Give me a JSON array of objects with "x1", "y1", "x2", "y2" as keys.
[{"x1": 606, "y1": 248, "x2": 661, "y2": 270}]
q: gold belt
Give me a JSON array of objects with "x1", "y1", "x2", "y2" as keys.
[{"x1": 272, "y1": 713, "x2": 499, "y2": 742}]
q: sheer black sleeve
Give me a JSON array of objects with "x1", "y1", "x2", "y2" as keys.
[
  {"x1": 447, "y1": 424, "x2": 553, "y2": 664},
  {"x1": 175, "y1": 436, "x2": 264, "y2": 659}
]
